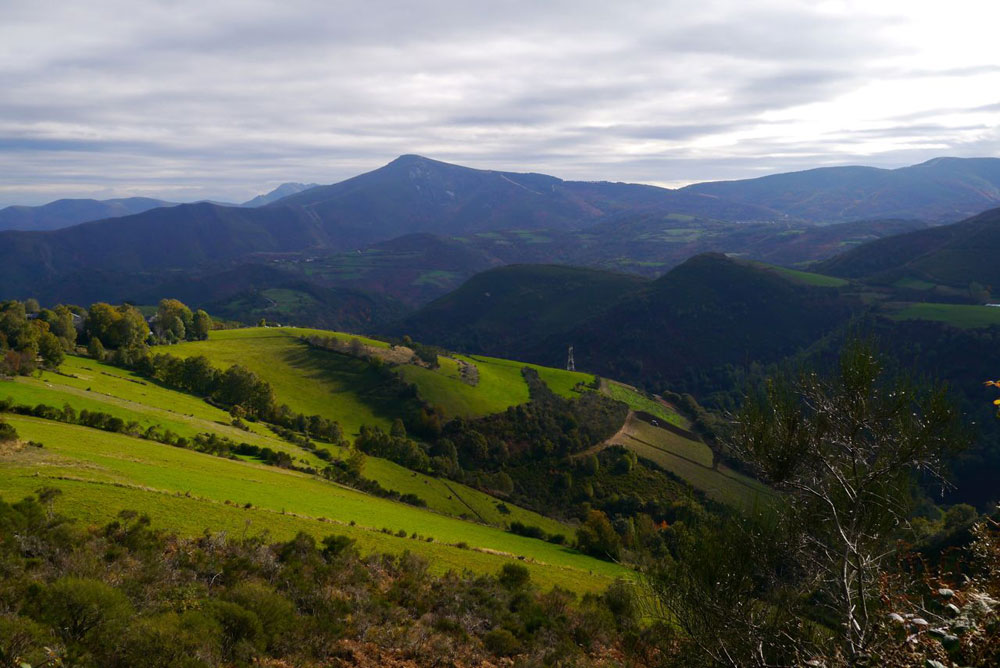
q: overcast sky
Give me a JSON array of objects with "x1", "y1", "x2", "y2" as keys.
[{"x1": 1, "y1": 0, "x2": 998, "y2": 206}]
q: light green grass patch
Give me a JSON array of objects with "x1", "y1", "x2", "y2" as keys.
[
  {"x1": 0, "y1": 376, "x2": 327, "y2": 469},
  {"x1": 610, "y1": 416, "x2": 769, "y2": 509},
  {"x1": 400, "y1": 353, "x2": 528, "y2": 417},
  {"x1": 414, "y1": 270, "x2": 460, "y2": 287},
  {"x1": 465, "y1": 355, "x2": 593, "y2": 401},
  {"x1": 601, "y1": 381, "x2": 687, "y2": 428},
  {"x1": 260, "y1": 288, "x2": 321, "y2": 314},
  {"x1": 893, "y1": 277, "x2": 938, "y2": 291},
  {"x1": 400, "y1": 354, "x2": 594, "y2": 418},
  {"x1": 759, "y1": 264, "x2": 848, "y2": 287},
  {"x1": 888, "y1": 302, "x2": 1000, "y2": 329}
]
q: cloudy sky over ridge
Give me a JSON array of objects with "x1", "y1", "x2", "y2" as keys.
[{"x1": 1, "y1": 0, "x2": 998, "y2": 205}]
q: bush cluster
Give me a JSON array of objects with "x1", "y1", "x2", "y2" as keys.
[
  {"x1": 0, "y1": 299, "x2": 73, "y2": 375},
  {"x1": 0, "y1": 493, "x2": 659, "y2": 667}
]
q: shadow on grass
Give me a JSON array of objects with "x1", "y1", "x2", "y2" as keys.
[{"x1": 279, "y1": 341, "x2": 422, "y2": 428}]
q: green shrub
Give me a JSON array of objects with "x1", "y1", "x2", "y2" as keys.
[
  {"x1": 321, "y1": 534, "x2": 356, "y2": 559},
  {"x1": 0, "y1": 419, "x2": 16, "y2": 443},
  {"x1": 31, "y1": 576, "x2": 133, "y2": 644},
  {"x1": 498, "y1": 563, "x2": 531, "y2": 590},
  {"x1": 483, "y1": 628, "x2": 520, "y2": 656},
  {"x1": 119, "y1": 612, "x2": 219, "y2": 668},
  {"x1": 0, "y1": 614, "x2": 53, "y2": 668},
  {"x1": 203, "y1": 600, "x2": 263, "y2": 662},
  {"x1": 226, "y1": 582, "x2": 294, "y2": 651}
]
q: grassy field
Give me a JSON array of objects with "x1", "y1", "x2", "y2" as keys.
[
  {"x1": 0, "y1": 355, "x2": 570, "y2": 534},
  {"x1": 169, "y1": 328, "x2": 400, "y2": 435},
  {"x1": 169, "y1": 328, "x2": 594, "y2": 427},
  {"x1": 758, "y1": 264, "x2": 849, "y2": 288},
  {"x1": 601, "y1": 380, "x2": 686, "y2": 428},
  {"x1": 397, "y1": 356, "x2": 503, "y2": 418},
  {"x1": 0, "y1": 357, "x2": 328, "y2": 468},
  {"x1": 606, "y1": 414, "x2": 769, "y2": 509},
  {"x1": 396, "y1": 352, "x2": 594, "y2": 418},
  {"x1": 893, "y1": 277, "x2": 939, "y2": 291},
  {"x1": 887, "y1": 302, "x2": 1000, "y2": 329},
  {"x1": 0, "y1": 416, "x2": 624, "y2": 592}
]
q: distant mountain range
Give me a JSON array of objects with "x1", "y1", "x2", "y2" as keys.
[
  {"x1": 0, "y1": 197, "x2": 176, "y2": 232},
  {"x1": 2, "y1": 154, "x2": 1000, "y2": 328},
  {"x1": 262, "y1": 154, "x2": 776, "y2": 247},
  {"x1": 683, "y1": 157, "x2": 1000, "y2": 223},
  {"x1": 2, "y1": 155, "x2": 997, "y2": 237},
  {"x1": 0, "y1": 183, "x2": 321, "y2": 232}
]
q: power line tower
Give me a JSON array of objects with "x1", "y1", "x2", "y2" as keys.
[{"x1": 566, "y1": 345, "x2": 575, "y2": 371}]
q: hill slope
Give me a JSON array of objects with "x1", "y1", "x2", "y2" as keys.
[
  {"x1": 545, "y1": 254, "x2": 856, "y2": 387},
  {"x1": 393, "y1": 255, "x2": 857, "y2": 390},
  {"x1": 394, "y1": 264, "x2": 647, "y2": 356},
  {"x1": 815, "y1": 206, "x2": 1000, "y2": 290},
  {"x1": 684, "y1": 157, "x2": 1000, "y2": 223},
  {"x1": 0, "y1": 202, "x2": 329, "y2": 300}
]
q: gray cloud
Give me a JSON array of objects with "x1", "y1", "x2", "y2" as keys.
[{"x1": 0, "y1": 0, "x2": 997, "y2": 205}]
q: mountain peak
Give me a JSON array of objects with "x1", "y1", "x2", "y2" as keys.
[{"x1": 386, "y1": 153, "x2": 444, "y2": 167}]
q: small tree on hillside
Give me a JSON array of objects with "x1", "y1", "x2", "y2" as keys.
[
  {"x1": 0, "y1": 417, "x2": 17, "y2": 443},
  {"x1": 192, "y1": 309, "x2": 212, "y2": 340},
  {"x1": 38, "y1": 331, "x2": 64, "y2": 368},
  {"x1": 87, "y1": 337, "x2": 105, "y2": 360}
]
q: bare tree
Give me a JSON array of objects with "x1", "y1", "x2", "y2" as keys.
[{"x1": 648, "y1": 342, "x2": 967, "y2": 666}]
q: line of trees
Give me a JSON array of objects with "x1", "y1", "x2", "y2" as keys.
[
  {"x1": 2, "y1": 296, "x2": 216, "y2": 379},
  {"x1": 84, "y1": 298, "x2": 212, "y2": 355}
]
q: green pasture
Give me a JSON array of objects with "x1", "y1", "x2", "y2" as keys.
[
  {"x1": 1, "y1": 358, "x2": 566, "y2": 531},
  {"x1": 399, "y1": 353, "x2": 593, "y2": 419},
  {"x1": 601, "y1": 380, "x2": 686, "y2": 428},
  {"x1": 0, "y1": 359, "x2": 326, "y2": 469},
  {"x1": 169, "y1": 328, "x2": 398, "y2": 435},
  {"x1": 612, "y1": 417, "x2": 769, "y2": 509},
  {"x1": 887, "y1": 302, "x2": 1000, "y2": 329},
  {"x1": 260, "y1": 288, "x2": 321, "y2": 314},
  {"x1": 0, "y1": 417, "x2": 624, "y2": 592},
  {"x1": 168, "y1": 327, "x2": 595, "y2": 426},
  {"x1": 757, "y1": 263, "x2": 848, "y2": 287}
]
